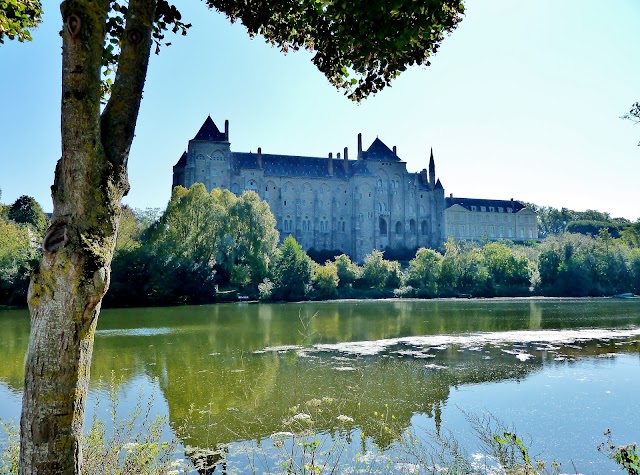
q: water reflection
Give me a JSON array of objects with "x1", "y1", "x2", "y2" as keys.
[{"x1": 1, "y1": 299, "x2": 640, "y2": 470}]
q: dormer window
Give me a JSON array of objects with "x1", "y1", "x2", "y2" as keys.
[
  {"x1": 480, "y1": 206, "x2": 486, "y2": 212},
  {"x1": 489, "y1": 207, "x2": 494, "y2": 212},
  {"x1": 471, "y1": 206, "x2": 476, "y2": 212}
]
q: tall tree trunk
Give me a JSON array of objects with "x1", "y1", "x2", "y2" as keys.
[{"x1": 19, "y1": 0, "x2": 156, "y2": 473}]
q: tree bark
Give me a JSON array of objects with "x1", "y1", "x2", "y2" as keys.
[{"x1": 19, "y1": 0, "x2": 156, "y2": 473}]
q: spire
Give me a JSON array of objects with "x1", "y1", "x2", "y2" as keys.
[{"x1": 429, "y1": 148, "x2": 436, "y2": 189}]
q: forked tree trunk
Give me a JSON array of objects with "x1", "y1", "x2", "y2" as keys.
[{"x1": 19, "y1": 0, "x2": 156, "y2": 473}]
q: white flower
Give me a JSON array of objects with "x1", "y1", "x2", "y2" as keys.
[{"x1": 336, "y1": 415, "x2": 354, "y2": 423}]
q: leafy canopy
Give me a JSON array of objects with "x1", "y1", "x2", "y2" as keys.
[
  {"x1": 209, "y1": 0, "x2": 465, "y2": 100},
  {"x1": 0, "y1": 0, "x2": 43, "y2": 43}
]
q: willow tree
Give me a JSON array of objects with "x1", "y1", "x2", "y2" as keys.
[{"x1": 1, "y1": 0, "x2": 465, "y2": 472}]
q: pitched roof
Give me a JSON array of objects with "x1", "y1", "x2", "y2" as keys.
[
  {"x1": 232, "y1": 153, "x2": 351, "y2": 179},
  {"x1": 193, "y1": 116, "x2": 226, "y2": 141},
  {"x1": 360, "y1": 138, "x2": 401, "y2": 162},
  {"x1": 434, "y1": 178, "x2": 444, "y2": 189},
  {"x1": 445, "y1": 197, "x2": 526, "y2": 212},
  {"x1": 174, "y1": 151, "x2": 187, "y2": 168}
]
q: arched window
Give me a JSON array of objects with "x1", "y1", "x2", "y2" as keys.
[
  {"x1": 395, "y1": 221, "x2": 402, "y2": 235},
  {"x1": 231, "y1": 183, "x2": 239, "y2": 194},
  {"x1": 421, "y1": 220, "x2": 428, "y2": 235},
  {"x1": 409, "y1": 219, "x2": 416, "y2": 233},
  {"x1": 379, "y1": 217, "x2": 388, "y2": 236},
  {"x1": 342, "y1": 221, "x2": 346, "y2": 232},
  {"x1": 247, "y1": 180, "x2": 257, "y2": 191}
]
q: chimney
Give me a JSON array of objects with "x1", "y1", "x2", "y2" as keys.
[
  {"x1": 328, "y1": 153, "x2": 334, "y2": 176},
  {"x1": 357, "y1": 133, "x2": 362, "y2": 159},
  {"x1": 420, "y1": 169, "x2": 428, "y2": 186},
  {"x1": 337, "y1": 152, "x2": 341, "y2": 159},
  {"x1": 450, "y1": 193, "x2": 453, "y2": 198},
  {"x1": 343, "y1": 147, "x2": 349, "y2": 173},
  {"x1": 329, "y1": 152, "x2": 333, "y2": 158},
  {"x1": 393, "y1": 145, "x2": 397, "y2": 155},
  {"x1": 257, "y1": 147, "x2": 263, "y2": 168},
  {"x1": 224, "y1": 120, "x2": 229, "y2": 141}
]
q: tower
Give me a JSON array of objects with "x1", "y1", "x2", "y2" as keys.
[{"x1": 184, "y1": 116, "x2": 231, "y2": 191}]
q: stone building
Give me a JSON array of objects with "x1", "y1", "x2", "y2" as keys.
[
  {"x1": 172, "y1": 116, "x2": 536, "y2": 260},
  {"x1": 444, "y1": 197, "x2": 539, "y2": 242}
]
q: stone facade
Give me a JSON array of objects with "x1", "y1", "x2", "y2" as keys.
[
  {"x1": 172, "y1": 117, "x2": 536, "y2": 260},
  {"x1": 444, "y1": 197, "x2": 539, "y2": 242}
]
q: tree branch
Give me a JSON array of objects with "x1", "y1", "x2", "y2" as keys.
[{"x1": 101, "y1": 0, "x2": 157, "y2": 177}]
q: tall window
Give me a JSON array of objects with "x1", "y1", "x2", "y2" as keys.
[{"x1": 379, "y1": 217, "x2": 388, "y2": 236}]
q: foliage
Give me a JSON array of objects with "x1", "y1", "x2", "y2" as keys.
[
  {"x1": 115, "y1": 205, "x2": 143, "y2": 252},
  {"x1": 334, "y1": 254, "x2": 360, "y2": 288},
  {"x1": 307, "y1": 248, "x2": 344, "y2": 264},
  {"x1": 0, "y1": 0, "x2": 42, "y2": 44},
  {"x1": 270, "y1": 236, "x2": 314, "y2": 301},
  {"x1": 621, "y1": 222, "x2": 640, "y2": 248},
  {"x1": 207, "y1": 0, "x2": 465, "y2": 101},
  {"x1": 439, "y1": 239, "x2": 490, "y2": 296},
  {"x1": 565, "y1": 219, "x2": 624, "y2": 238},
  {"x1": 599, "y1": 430, "x2": 640, "y2": 475},
  {"x1": 406, "y1": 248, "x2": 444, "y2": 297},
  {"x1": 7, "y1": 195, "x2": 47, "y2": 233},
  {"x1": 536, "y1": 233, "x2": 631, "y2": 296},
  {"x1": 311, "y1": 262, "x2": 339, "y2": 300},
  {"x1": 630, "y1": 249, "x2": 640, "y2": 295},
  {"x1": 359, "y1": 250, "x2": 401, "y2": 289},
  {"x1": 482, "y1": 242, "x2": 532, "y2": 289},
  {"x1": 0, "y1": 219, "x2": 39, "y2": 306},
  {"x1": 383, "y1": 245, "x2": 418, "y2": 262},
  {"x1": 258, "y1": 278, "x2": 275, "y2": 301},
  {"x1": 0, "y1": 374, "x2": 183, "y2": 475}
]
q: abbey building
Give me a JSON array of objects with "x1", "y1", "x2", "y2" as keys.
[{"x1": 172, "y1": 117, "x2": 537, "y2": 261}]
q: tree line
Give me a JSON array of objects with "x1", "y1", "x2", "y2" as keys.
[{"x1": 1, "y1": 186, "x2": 640, "y2": 307}]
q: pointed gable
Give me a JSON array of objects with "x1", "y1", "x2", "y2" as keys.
[
  {"x1": 361, "y1": 138, "x2": 401, "y2": 161},
  {"x1": 435, "y1": 179, "x2": 444, "y2": 189},
  {"x1": 193, "y1": 116, "x2": 226, "y2": 141}
]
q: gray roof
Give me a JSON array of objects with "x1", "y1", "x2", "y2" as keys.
[
  {"x1": 360, "y1": 138, "x2": 401, "y2": 162},
  {"x1": 232, "y1": 153, "x2": 351, "y2": 179},
  {"x1": 193, "y1": 116, "x2": 226, "y2": 142},
  {"x1": 445, "y1": 197, "x2": 525, "y2": 212},
  {"x1": 174, "y1": 151, "x2": 187, "y2": 168}
]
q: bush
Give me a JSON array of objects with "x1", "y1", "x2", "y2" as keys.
[{"x1": 311, "y1": 262, "x2": 339, "y2": 300}]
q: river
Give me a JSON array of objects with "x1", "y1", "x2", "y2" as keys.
[{"x1": 1, "y1": 298, "x2": 639, "y2": 473}]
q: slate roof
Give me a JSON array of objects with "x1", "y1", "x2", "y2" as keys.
[
  {"x1": 360, "y1": 138, "x2": 401, "y2": 162},
  {"x1": 193, "y1": 116, "x2": 226, "y2": 142},
  {"x1": 232, "y1": 153, "x2": 351, "y2": 179},
  {"x1": 174, "y1": 151, "x2": 187, "y2": 167},
  {"x1": 435, "y1": 179, "x2": 444, "y2": 189},
  {"x1": 445, "y1": 197, "x2": 526, "y2": 212}
]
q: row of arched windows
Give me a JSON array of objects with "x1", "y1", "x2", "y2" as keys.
[{"x1": 379, "y1": 218, "x2": 430, "y2": 236}]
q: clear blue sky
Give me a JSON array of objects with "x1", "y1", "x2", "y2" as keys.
[{"x1": 1, "y1": 0, "x2": 639, "y2": 220}]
